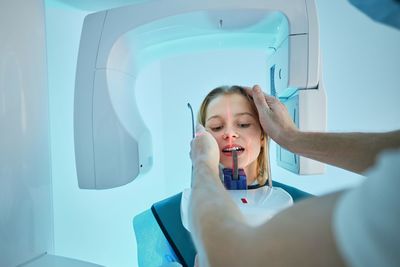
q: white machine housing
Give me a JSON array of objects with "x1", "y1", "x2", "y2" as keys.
[{"x1": 74, "y1": 0, "x2": 326, "y2": 189}]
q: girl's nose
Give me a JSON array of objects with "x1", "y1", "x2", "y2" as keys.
[{"x1": 222, "y1": 128, "x2": 239, "y2": 139}]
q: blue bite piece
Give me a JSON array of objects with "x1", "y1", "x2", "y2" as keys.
[{"x1": 223, "y1": 168, "x2": 247, "y2": 190}]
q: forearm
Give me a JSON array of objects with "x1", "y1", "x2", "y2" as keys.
[
  {"x1": 244, "y1": 191, "x2": 346, "y2": 267},
  {"x1": 284, "y1": 130, "x2": 400, "y2": 174},
  {"x1": 189, "y1": 161, "x2": 247, "y2": 266},
  {"x1": 191, "y1": 174, "x2": 347, "y2": 267}
]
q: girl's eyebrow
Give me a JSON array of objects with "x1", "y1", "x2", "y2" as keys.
[
  {"x1": 235, "y1": 112, "x2": 255, "y2": 118},
  {"x1": 206, "y1": 112, "x2": 255, "y2": 122},
  {"x1": 206, "y1": 115, "x2": 223, "y2": 122}
]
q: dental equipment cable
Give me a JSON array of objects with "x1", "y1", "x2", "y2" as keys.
[
  {"x1": 188, "y1": 103, "x2": 195, "y2": 187},
  {"x1": 187, "y1": 103, "x2": 195, "y2": 138}
]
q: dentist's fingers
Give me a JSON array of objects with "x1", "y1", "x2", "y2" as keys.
[
  {"x1": 245, "y1": 84, "x2": 279, "y2": 111},
  {"x1": 251, "y1": 84, "x2": 271, "y2": 111},
  {"x1": 246, "y1": 85, "x2": 298, "y2": 144},
  {"x1": 195, "y1": 124, "x2": 207, "y2": 137},
  {"x1": 191, "y1": 124, "x2": 219, "y2": 162},
  {"x1": 249, "y1": 85, "x2": 274, "y2": 136}
]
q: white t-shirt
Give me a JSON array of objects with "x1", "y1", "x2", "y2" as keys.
[{"x1": 334, "y1": 149, "x2": 400, "y2": 267}]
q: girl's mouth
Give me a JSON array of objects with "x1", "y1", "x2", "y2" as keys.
[{"x1": 222, "y1": 145, "x2": 244, "y2": 156}]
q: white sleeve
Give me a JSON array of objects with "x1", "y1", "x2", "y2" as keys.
[{"x1": 333, "y1": 149, "x2": 400, "y2": 267}]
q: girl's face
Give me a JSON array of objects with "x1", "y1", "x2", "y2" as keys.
[{"x1": 204, "y1": 93, "x2": 263, "y2": 170}]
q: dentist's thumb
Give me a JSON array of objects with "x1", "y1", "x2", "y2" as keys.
[{"x1": 195, "y1": 124, "x2": 207, "y2": 137}]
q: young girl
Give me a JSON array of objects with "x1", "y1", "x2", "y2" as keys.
[{"x1": 197, "y1": 85, "x2": 272, "y2": 188}]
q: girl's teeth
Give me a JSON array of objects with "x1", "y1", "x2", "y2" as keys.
[{"x1": 223, "y1": 147, "x2": 243, "y2": 152}]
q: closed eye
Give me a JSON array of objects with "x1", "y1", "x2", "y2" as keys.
[
  {"x1": 210, "y1": 125, "x2": 223, "y2": 132},
  {"x1": 238, "y1": 123, "x2": 251, "y2": 128}
]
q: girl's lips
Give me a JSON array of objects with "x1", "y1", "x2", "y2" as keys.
[
  {"x1": 222, "y1": 150, "x2": 244, "y2": 157},
  {"x1": 221, "y1": 144, "x2": 245, "y2": 157}
]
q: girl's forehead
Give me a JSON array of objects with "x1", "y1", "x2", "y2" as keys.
[{"x1": 206, "y1": 93, "x2": 254, "y2": 118}]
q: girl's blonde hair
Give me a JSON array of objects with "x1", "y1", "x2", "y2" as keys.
[{"x1": 197, "y1": 85, "x2": 271, "y2": 186}]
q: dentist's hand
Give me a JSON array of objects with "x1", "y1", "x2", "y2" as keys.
[
  {"x1": 246, "y1": 85, "x2": 299, "y2": 147},
  {"x1": 190, "y1": 124, "x2": 220, "y2": 170}
]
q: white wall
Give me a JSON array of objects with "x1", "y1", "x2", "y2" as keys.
[
  {"x1": 45, "y1": 0, "x2": 400, "y2": 266},
  {"x1": 0, "y1": 0, "x2": 53, "y2": 266}
]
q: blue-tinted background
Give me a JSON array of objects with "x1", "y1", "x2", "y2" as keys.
[{"x1": 44, "y1": 0, "x2": 400, "y2": 266}]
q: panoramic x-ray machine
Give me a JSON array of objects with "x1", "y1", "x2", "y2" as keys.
[
  {"x1": 74, "y1": 0, "x2": 326, "y2": 191},
  {"x1": 73, "y1": 0, "x2": 326, "y2": 266}
]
